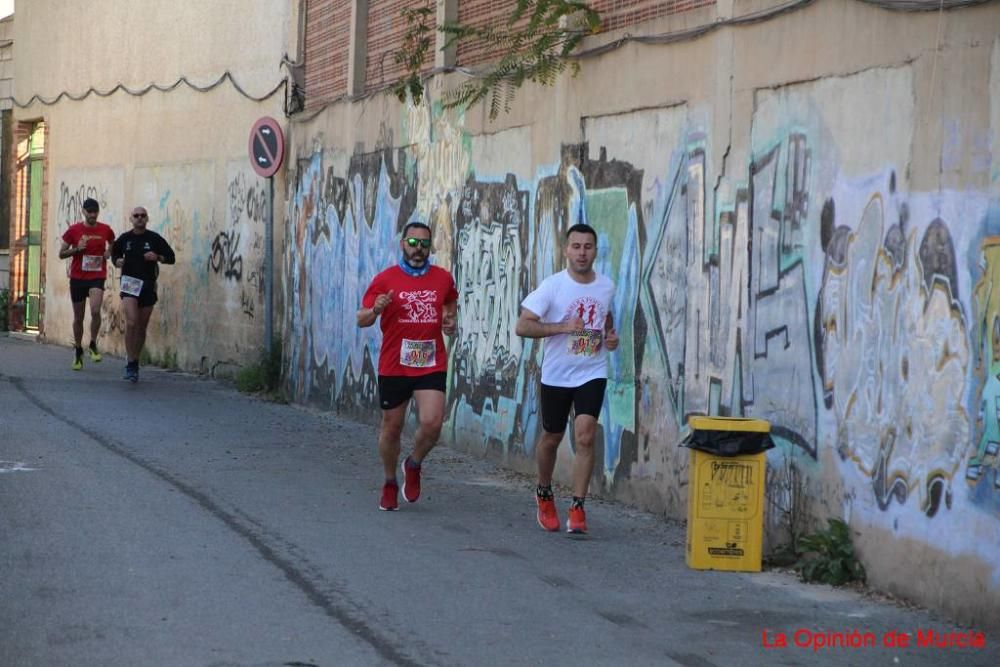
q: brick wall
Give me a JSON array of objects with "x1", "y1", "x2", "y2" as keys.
[
  {"x1": 304, "y1": 0, "x2": 351, "y2": 109},
  {"x1": 364, "y1": 0, "x2": 436, "y2": 92},
  {"x1": 302, "y1": 0, "x2": 717, "y2": 101},
  {"x1": 590, "y1": 0, "x2": 716, "y2": 33},
  {"x1": 456, "y1": 0, "x2": 717, "y2": 68},
  {"x1": 455, "y1": 0, "x2": 531, "y2": 69}
]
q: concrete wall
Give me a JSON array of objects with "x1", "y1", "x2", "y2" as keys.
[
  {"x1": 283, "y1": 0, "x2": 1000, "y2": 625},
  {"x1": 11, "y1": 0, "x2": 293, "y2": 371}
]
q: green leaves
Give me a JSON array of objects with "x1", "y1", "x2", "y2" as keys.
[
  {"x1": 392, "y1": 0, "x2": 601, "y2": 119},
  {"x1": 794, "y1": 518, "x2": 867, "y2": 587},
  {"x1": 235, "y1": 338, "x2": 284, "y2": 398},
  {"x1": 393, "y1": 5, "x2": 436, "y2": 106}
]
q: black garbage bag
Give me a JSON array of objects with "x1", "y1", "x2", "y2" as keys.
[{"x1": 681, "y1": 416, "x2": 775, "y2": 457}]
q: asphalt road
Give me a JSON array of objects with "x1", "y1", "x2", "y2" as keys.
[{"x1": 1, "y1": 335, "x2": 996, "y2": 667}]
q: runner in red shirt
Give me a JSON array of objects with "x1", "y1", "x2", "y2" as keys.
[
  {"x1": 58, "y1": 198, "x2": 116, "y2": 370},
  {"x1": 357, "y1": 221, "x2": 458, "y2": 511}
]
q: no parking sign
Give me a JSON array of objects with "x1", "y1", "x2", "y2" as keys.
[{"x1": 248, "y1": 116, "x2": 285, "y2": 178}]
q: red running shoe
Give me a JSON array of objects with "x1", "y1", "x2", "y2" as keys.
[
  {"x1": 379, "y1": 481, "x2": 399, "y2": 511},
  {"x1": 566, "y1": 506, "x2": 588, "y2": 534},
  {"x1": 401, "y1": 457, "x2": 421, "y2": 503},
  {"x1": 536, "y1": 496, "x2": 560, "y2": 532}
]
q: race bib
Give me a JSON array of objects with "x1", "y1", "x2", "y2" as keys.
[
  {"x1": 568, "y1": 329, "x2": 602, "y2": 356},
  {"x1": 82, "y1": 255, "x2": 104, "y2": 272},
  {"x1": 400, "y1": 339, "x2": 436, "y2": 368},
  {"x1": 120, "y1": 275, "x2": 144, "y2": 297}
]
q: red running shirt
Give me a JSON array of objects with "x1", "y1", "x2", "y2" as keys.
[
  {"x1": 362, "y1": 265, "x2": 458, "y2": 377},
  {"x1": 62, "y1": 222, "x2": 116, "y2": 280}
]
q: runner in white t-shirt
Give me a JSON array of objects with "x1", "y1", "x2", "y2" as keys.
[{"x1": 516, "y1": 223, "x2": 618, "y2": 534}]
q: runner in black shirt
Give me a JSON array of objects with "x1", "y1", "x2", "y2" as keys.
[{"x1": 110, "y1": 206, "x2": 176, "y2": 382}]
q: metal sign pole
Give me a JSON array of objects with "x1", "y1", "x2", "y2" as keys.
[
  {"x1": 248, "y1": 116, "x2": 283, "y2": 357},
  {"x1": 265, "y1": 175, "x2": 274, "y2": 354}
]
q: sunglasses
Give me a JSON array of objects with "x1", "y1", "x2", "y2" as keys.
[
  {"x1": 132, "y1": 213, "x2": 148, "y2": 219},
  {"x1": 404, "y1": 237, "x2": 431, "y2": 249}
]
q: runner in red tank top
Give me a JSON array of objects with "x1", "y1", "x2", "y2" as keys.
[{"x1": 357, "y1": 221, "x2": 458, "y2": 511}]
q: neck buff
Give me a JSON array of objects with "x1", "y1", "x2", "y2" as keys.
[{"x1": 398, "y1": 254, "x2": 431, "y2": 277}]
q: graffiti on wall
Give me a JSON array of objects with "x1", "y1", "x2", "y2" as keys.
[
  {"x1": 743, "y1": 138, "x2": 817, "y2": 455},
  {"x1": 448, "y1": 174, "x2": 531, "y2": 449},
  {"x1": 209, "y1": 226, "x2": 243, "y2": 281},
  {"x1": 209, "y1": 172, "x2": 264, "y2": 284},
  {"x1": 815, "y1": 171, "x2": 971, "y2": 517},
  {"x1": 282, "y1": 131, "x2": 824, "y2": 492},
  {"x1": 131, "y1": 163, "x2": 218, "y2": 369},
  {"x1": 207, "y1": 166, "x2": 269, "y2": 340},
  {"x1": 641, "y1": 145, "x2": 692, "y2": 426},
  {"x1": 284, "y1": 107, "x2": 999, "y2": 529},
  {"x1": 154, "y1": 190, "x2": 202, "y2": 345},
  {"x1": 640, "y1": 134, "x2": 819, "y2": 460},
  {"x1": 56, "y1": 182, "x2": 112, "y2": 229},
  {"x1": 970, "y1": 240, "x2": 1000, "y2": 490},
  {"x1": 967, "y1": 211, "x2": 1000, "y2": 512},
  {"x1": 284, "y1": 147, "x2": 415, "y2": 411}
]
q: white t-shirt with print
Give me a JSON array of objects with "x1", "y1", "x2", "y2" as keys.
[{"x1": 521, "y1": 269, "x2": 616, "y2": 388}]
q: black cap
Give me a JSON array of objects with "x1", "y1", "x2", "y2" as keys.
[{"x1": 82, "y1": 198, "x2": 99, "y2": 212}]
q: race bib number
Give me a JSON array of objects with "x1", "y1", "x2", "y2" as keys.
[
  {"x1": 400, "y1": 339, "x2": 436, "y2": 368},
  {"x1": 568, "y1": 329, "x2": 603, "y2": 356},
  {"x1": 82, "y1": 255, "x2": 104, "y2": 272},
  {"x1": 120, "y1": 275, "x2": 144, "y2": 297}
]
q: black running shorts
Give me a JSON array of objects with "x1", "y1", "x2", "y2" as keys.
[
  {"x1": 378, "y1": 372, "x2": 447, "y2": 410},
  {"x1": 69, "y1": 278, "x2": 105, "y2": 303},
  {"x1": 120, "y1": 285, "x2": 158, "y2": 308},
  {"x1": 540, "y1": 378, "x2": 608, "y2": 434}
]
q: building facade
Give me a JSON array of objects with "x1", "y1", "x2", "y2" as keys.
[
  {"x1": 284, "y1": 0, "x2": 1000, "y2": 625},
  {"x1": 7, "y1": 0, "x2": 1000, "y2": 627},
  {"x1": 8, "y1": 0, "x2": 294, "y2": 371}
]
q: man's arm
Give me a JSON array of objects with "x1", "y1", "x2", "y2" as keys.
[
  {"x1": 103, "y1": 227, "x2": 115, "y2": 259},
  {"x1": 110, "y1": 235, "x2": 124, "y2": 265},
  {"x1": 604, "y1": 313, "x2": 619, "y2": 351},
  {"x1": 58, "y1": 240, "x2": 82, "y2": 260},
  {"x1": 515, "y1": 307, "x2": 582, "y2": 339},
  {"x1": 357, "y1": 306, "x2": 378, "y2": 328},
  {"x1": 157, "y1": 236, "x2": 176, "y2": 264},
  {"x1": 442, "y1": 300, "x2": 458, "y2": 336}
]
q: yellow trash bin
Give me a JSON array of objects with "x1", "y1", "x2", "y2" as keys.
[{"x1": 682, "y1": 416, "x2": 773, "y2": 573}]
